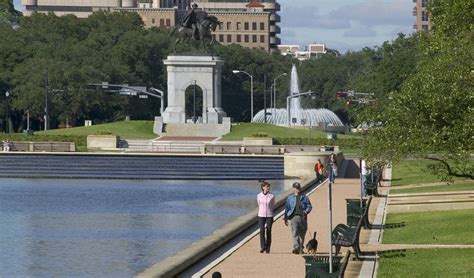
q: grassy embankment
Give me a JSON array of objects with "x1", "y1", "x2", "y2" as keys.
[
  {"x1": 378, "y1": 160, "x2": 474, "y2": 277},
  {"x1": 35, "y1": 120, "x2": 156, "y2": 139}
]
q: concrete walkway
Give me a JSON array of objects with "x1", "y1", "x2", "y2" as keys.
[{"x1": 201, "y1": 178, "x2": 368, "y2": 278}]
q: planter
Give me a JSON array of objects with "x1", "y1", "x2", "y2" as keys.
[
  {"x1": 242, "y1": 137, "x2": 273, "y2": 146},
  {"x1": 87, "y1": 135, "x2": 119, "y2": 149}
]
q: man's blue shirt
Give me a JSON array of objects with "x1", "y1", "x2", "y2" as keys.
[{"x1": 284, "y1": 194, "x2": 312, "y2": 220}]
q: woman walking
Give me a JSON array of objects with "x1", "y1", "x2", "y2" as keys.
[
  {"x1": 257, "y1": 181, "x2": 275, "y2": 253},
  {"x1": 327, "y1": 153, "x2": 337, "y2": 183}
]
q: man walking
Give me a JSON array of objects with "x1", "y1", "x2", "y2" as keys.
[{"x1": 284, "y1": 182, "x2": 312, "y2": 254}]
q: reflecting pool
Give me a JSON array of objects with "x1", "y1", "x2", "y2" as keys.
[{"x1": 0, "y1": 178, "x2": 292, "y2": 277}]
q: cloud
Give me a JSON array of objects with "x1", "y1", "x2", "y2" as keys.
[
  {"x1": 326, "y1": 0, "x2": 412, "y2": 28},
  {"x1": 280, "y1": 0, "x2": 412, "y2": 31},
  {"x1": 343, "y1": 24, "x2": 377, "y2": 38}
]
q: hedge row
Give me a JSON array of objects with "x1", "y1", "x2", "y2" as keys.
[
  {"x1": 273, "y1": 137, "x2": 362, "y2": 148},
  {"x1": 0, "y1": 134, "x2": 87, "y2": 146}
]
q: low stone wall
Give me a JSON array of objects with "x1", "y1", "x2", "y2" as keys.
[
  {"x1": 7, "y1": 141, "x2": 75, "y2": 152},
  {"x1": 87, "y1": 135, "x2": 119, "y2": 149},
  {"x1": 284, "y1": 151, "x2": 343, "y2": 178},
  {"x1": 136, "y1": 178, "x2": 319, "y2": 278},
  {"x1": 242, "y1": 137, "x2": 273, "y2": 146}
]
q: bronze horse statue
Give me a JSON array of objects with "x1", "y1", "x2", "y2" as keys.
[{"x1": 170, "y1": 15, "x2": 221, "y2": 51}]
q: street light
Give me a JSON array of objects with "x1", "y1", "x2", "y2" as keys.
[
  {"x1": 286, "y1": 90, "x2": 316, "y2": 126},
  {"x1": 5, "y1": 91, "x2": 10, "y2": 133},
  {"x1": 232, "y1": 70, "x2": 254, "y2": 122},
  {"x1": 272, "y1": 73, "x2": 287, "y2": 124}
]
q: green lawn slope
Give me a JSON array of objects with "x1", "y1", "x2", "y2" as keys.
[{"x1": 36, "y1": 121, "x2": 156, "y2": 139}]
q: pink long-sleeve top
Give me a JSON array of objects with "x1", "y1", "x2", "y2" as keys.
[{"x1": 257, "y1": 192, "x2": 275, "y2": 217}]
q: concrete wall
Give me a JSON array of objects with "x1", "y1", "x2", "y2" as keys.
[
  {"x1": 242, "y1": 137, "x2": 273, "y2": 146},
  {"x1": 164, "y1": 121, "x2": 231, "y2": 137},
  {"x1": 284, "y1": 151, "x2": 343, "y2": 178},
  {"x1": 87, "y1": 135, "x2": 119, "y2": 149}
]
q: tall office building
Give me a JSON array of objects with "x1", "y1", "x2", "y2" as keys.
[
  {"x1": 21, "y1": 0, "x2": 281, "y2": 52},
  {"x1": 412, "y1": 0, "x2": 431, "y2": 31}
]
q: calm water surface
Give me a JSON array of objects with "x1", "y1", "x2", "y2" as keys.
[{"x1": 0, "y1": 178, "x2": 292, "y2": 277}]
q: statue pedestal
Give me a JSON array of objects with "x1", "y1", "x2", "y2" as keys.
[{"x1": 162, "y1": 55, "x2": 227, "y2": 124}]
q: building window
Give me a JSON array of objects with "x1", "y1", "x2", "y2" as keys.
[
  {"x1": 252, "y1": 22, "x2": 257, "y2": 30},
  {"x1": 219, "y1": 34, "x2": 224, "y2": 42},
  {"x1": 422, "y1": 0, "x2": 428, "y2": 7},
  {"x1": 244, "y1": 22, "x2": 249, "y2": 30},
  {"x1": 260, "y1": 22, "x2": 265, "y2": 30},
  {"x1": 166, "y1": 19, "x2": 171, "y2": 26},
  {"x1": 260, "y1": 35, "x2": 265, "y2": 43},
  {"x1": 160, "y1": 19, "x2": 165, "y2": 26},
  {"x1": 227, "y1": 34, "x2": 232, "y2": 43},
  {"x1": 422, "y1": 11, "x2": 429, "y2": 21},
  {"x1": 252, "y1": 35, "x2": 257, "y2": 43},
  {"x1": 152, "y1": 18, "x2": 155, "y2": 24},
  {"x1": 244, "y1": 35, "x2": 249, "y2": 42},
  {"x1": 227, "y1": 22, "x2": 231, "y2": 30},
  {"x1": 236, "y1": 34, "x2": 241, "y2": 42},
  {"x1": 236, "y1": 22, "x2": 241, "y2": 30},
  {"x1": 422, "y1": 24, "x2": 429, "y2": 31}
]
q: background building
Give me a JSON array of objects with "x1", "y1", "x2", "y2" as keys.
[
  {"x1": 278, "y1": 43, "x2": 327, "y2": 60},
  {"x1": 413, "y1": 0, "x2": 431, "y2": 31},
  {"x1": 21, "y1": 0, "x2": 281, "y2": 52}
]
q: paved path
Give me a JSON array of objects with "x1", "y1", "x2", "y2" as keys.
[{"x1": 203, "y1": 178, "x2": 365, "y2": 278}]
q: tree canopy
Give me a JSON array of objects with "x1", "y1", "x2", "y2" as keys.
[
  {"x1": 362, "y1": 0, "x2": 473, "y2": 179},
  {"x1": 1, "y1": 8, "x2": 420, "y2": 135}
]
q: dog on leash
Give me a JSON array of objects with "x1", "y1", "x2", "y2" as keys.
[{"x1": 306, "y1": 232, "x2": 318, "y2": 254}]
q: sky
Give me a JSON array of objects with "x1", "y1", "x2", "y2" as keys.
[{"x1": 13, "y1": 0, "x2": 415, "y2": 53}]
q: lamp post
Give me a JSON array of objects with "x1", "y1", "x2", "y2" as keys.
[
  {"x1": 44, "y1": 71, "x2": 49, "y2": 131},
  {"x1": 232, "y1": 70, "x2": 254, "y2": 122},
  {"x1": 286, "y1": 91, "x2": 316, "y2": 126},
  {"x1": 272, "y1": 73, "x2": 287, "y2": 124},
  {"x1": 5, "y1": 91, "x2": 10, "y2": 133}
]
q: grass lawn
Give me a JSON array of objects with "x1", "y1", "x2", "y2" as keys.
[
  {"x1": 391, "y1": 159, "x2": 470, "y2": 186},
  {"x1": 378, "y1": 248, "x2": 474, "y2": 278},
  {"x1": 35, "y1": 121, "x2": 156, "y2": 139},
  {"x1": 221, "y1": 123, "x2": 355, "y2": 140},
  {"x1": 382, "y1": 209, "x2": 474, "y2": 245},
  {"x1": 390, "y1": 182, "x2": 474, "y2": 194}
]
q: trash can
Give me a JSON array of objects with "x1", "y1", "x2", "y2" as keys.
[
  {"x1": 23, "y1": 129, "x2": 34, "y2": 136},
  {"x1": 346, "y1": 199, "x2": 367, "y2": 227},
  {"x1": 303, "y1": 255, "x2": 342, "y2": 277},
  {"x1": 326, "y1": 133, "x2": 337, "y2": 140}
]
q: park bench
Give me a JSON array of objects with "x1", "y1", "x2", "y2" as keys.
[
  {"x1": 332, "y1": 214, "x2": 364, "y2": 260},
  {"x1": 303, "y1": 251, "x2": 350, "y2": 278},
  {"x1": 347, "y1": 197, "x2": 373, "y2": 229},
  {"x1": 363, "y1": 167, "x2": 383, "y2": 196}
]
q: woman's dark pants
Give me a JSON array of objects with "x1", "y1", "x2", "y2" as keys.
[{"x1": 258, "y1": 217, "x2": 273, "y2": 251}]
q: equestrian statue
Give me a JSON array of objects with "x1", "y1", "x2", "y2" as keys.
[{"x1": 170, "y1": 3, "x2": 221, "y2": 51}]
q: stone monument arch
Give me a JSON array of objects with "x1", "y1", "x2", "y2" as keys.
[{"x1": 162, "y1": 55, "x2": 227, "y2": 124}]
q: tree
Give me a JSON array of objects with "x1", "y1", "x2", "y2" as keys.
[{"x1": 362, "y1": 0, "x2": 474, "y2": 179}]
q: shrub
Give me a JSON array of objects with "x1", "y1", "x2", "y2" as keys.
[
  {"x1": 251, "y1": 132, "x2": 269, "y2": 137},
  {"x1": 0, "y1": 134, "x2": 87, "y2": 147}
]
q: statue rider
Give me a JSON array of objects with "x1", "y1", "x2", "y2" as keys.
[{"x1": 181, "y1": 3, "x2": 199, "y2": 40}]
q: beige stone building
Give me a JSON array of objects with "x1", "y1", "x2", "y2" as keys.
[
  {"x1": 413, "y1": 0, "x2": 431, "y2": 31},
  {"x1": 278, "y1": 43, "x2": 327, "y2": 60},
  {"x1": 21, "y1": 0, "x2": 281, "y2": 52}
]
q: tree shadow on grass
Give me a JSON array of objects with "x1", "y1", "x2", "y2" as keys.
[{"x1": 379, "y1": 249, "x2": 407, "y2": 258}]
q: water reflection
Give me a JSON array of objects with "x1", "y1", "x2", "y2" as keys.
[{"x1": 0, "y1": 178, "x2": 297, "y2": 277}]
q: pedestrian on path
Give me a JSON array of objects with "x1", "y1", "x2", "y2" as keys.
[
  {"x1": 257, "y1": 181, "x2": 275, "y2": 253},
  {"x1": 283, "y1": 182, "x2": 312, "y2": 254},
  {"x1": 314, "y1": 159, "x2": 324, "y2": 183},
  {"x1": 327, "y1": 153, "x2": 337, "y2": 183}
]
